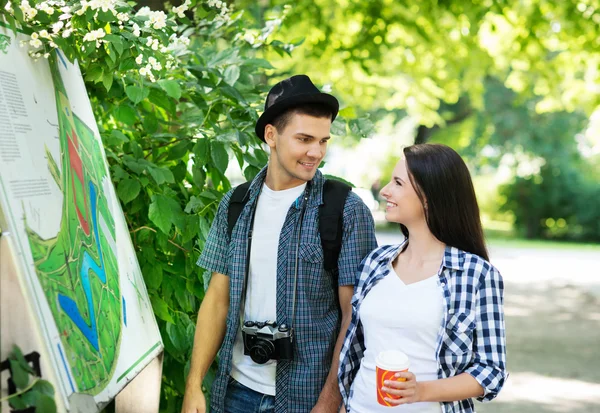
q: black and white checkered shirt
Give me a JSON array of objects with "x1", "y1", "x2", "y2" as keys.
[{"x1": 338, "y1": 241, "x2": 508, "y2": 413}]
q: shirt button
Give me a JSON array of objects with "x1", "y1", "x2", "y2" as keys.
[
  {"x1": 449, "y1": 309, "x2": 454, "y2": 314},
  {"x1": 440, "y1": 282, "x2": 446, "y2": 287}
]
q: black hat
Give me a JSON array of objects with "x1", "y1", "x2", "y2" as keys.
[{"x1": 255, "y1": 75, "x2": 339, "y2": 141}]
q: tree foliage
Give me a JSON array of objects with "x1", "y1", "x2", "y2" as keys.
[{"x1": 242, "y1": 0, "x2": 600, "y2": 126}]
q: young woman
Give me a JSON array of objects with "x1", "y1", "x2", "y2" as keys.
[{"x1": 338, "y1": 144, "x2": 507, "y2": 413}]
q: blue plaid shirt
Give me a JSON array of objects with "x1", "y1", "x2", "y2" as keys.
[
  {"x1": 338, "y1": 241, "x2": 507, "y2": 413},
  {"x1": 197, "y1": 167, "x2": 377, "y2": 412}
]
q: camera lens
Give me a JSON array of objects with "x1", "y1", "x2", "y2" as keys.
[{"x1": 249, "y1": 339, "x2": 275, "y2": 364}]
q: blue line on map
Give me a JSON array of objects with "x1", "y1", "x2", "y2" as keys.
[
  {"x1": 123, "y1": 297, "x2": 127, "y2": 327},
  {"x1": 58, "y1": 182, "x2": 106, "y2": 352},
  {"x1": 57, "y1": 344, "x2": 75, "y2": 393}
]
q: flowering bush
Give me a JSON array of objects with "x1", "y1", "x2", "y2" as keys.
[{"x1": 1, "y1": 0, "x2": 293, "y2": 410}]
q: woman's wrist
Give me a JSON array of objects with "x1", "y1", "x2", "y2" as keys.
[{"x1": 416, "y1": 380, "x2": 431, "y2": 403}]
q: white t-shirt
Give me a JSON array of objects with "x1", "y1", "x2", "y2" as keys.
[
  {"x1": 349, "y1": 262, "x2": 444, "y2": 413},
  {"x1": 230, "y1": 182, "x2": 307, "y2": 396}
]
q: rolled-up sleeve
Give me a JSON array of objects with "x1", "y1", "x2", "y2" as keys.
[
  {"x1": 196, "y1": 190, "x2": 233, "y2": 277},
  {"x1": 465, "y1": 264, "x2": 508, "y2": 402},
  {"x1": 337, "y1": 192, "x2": 378, "y2": 286}
]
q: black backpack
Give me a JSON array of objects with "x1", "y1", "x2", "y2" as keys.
[{"x1": 227, "y1": 179, "x2": 351, "y2": 272}]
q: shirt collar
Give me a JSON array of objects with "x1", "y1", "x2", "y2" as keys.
[
  {"x1": 246, "y1": 165, "x2": 325, "y2": 208},
  {"x1": 374, "y1": 239, "x2": 465, "y2": 271}
]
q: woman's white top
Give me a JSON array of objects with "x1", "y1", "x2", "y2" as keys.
[{"x1": 349, "y1": 262, "x2": 445, "y2": 413}]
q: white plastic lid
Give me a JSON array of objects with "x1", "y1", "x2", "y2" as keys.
[{"x1": 376, "y1": 350, "x2": 410, "y2": 371}]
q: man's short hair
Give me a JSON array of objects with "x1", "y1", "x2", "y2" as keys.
[{"x1": 270, "y1": 103, "x2": 335, "y2": 134}]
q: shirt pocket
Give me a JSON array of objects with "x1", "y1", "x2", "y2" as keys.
[
  {"x1": 299, "y1": 243, "x2": 334, "y2": 302},
  {"x1": 444, "y1": 311, "x2": 476, "y2": 367}
]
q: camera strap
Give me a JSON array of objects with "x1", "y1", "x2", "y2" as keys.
[{"x1": 240, "y1": 183, "x2": 310, "y2": 336}]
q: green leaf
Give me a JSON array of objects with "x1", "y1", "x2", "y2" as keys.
[
  {"x1": 158, "y1": 79, "x2": 182, "y2": 100},
  {"x1": 84, "y1": 65, "x2": 103, "y2": 83},
  {"x1": 33, "y1": 380, "x2": 55, "y2": 397},
  {"x1": 192, "y1": 165, "x2": 206, "y2": 189},
  {"x1": 181, "y1": 215, "x2": 199, "y2": 243},
  {"x1": 117, "y1": 178, "x2": 141, "y2": 204},
  {"x1": 111, "y1": 130, "x2": 129, "y2": 142},
  {"x1": 119, "y1": 57, "x2": 136, "y2": 72},
  {"x1": 242, "y1": 58, "x2": 274, "y2": 69},
  {"x1": 210, "y1": 141, "x2": 228, "y2": 173},
  {"x1": 35, "y1": 393, "x2": 57, "y2": 413},
  {"x1": 244, "y1": 165, "x2": 261, "y2": 181},
  {"x1": 339, "y1": 107, "x2": 357, "y2": 118},
  {"x1": 331, "y1": 118, "x2": 347, "y2": 136},
  {"x1": 147, "y1": 166, "x2": 175, "y2": 185},
  {"x1": 12, "y1": 345, "x2": 33, "y2": 374},
  {"x1": 9, "y1": 359, "x2": 29, "y2": 389},
  {"x1": 150, "y1": 295, "x2": 174, "y2": 323},
  {"x1": 143, "y1": 112, "x2": 159, "y2": 134},
  {"x1": 105, "y1": 34, "x2": 124, "y2": 55},
  {"x1": 166, "y1": 318, "x2": 187, "y2": 353},
  {"x1": 114, "y1": 106, "x2": 137, "y2": 125},
  {"x1": 148, "y1": 194, "x2": 182, "y2": 234},
  {"x1": 223, "y1": 65, "x2": 240, "y2": 86},
  {"x1": 143, "y1": 263, "x2": 163, "y2": 290},
  {"x1": 9, "y1": 395, "x2": 27, "y2": 410},
  {"x1": 185, "y1": 196, "x2": 204, "y2": 214},
  {"x1": 103, "y1": 72, "x2": 114, "y2": 92},
  {"x1": 193, "y1": 139, "x2": 208, "y2": 161},
  {"x1": 126, "y1": 86, "x2": 149, "y2": 105}
]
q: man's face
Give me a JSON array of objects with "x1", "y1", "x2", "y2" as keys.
[{"x1": 265, "y1": 113, "x2": 332, "y2": 185}]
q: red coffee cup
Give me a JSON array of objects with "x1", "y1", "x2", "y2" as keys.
[{"x1": 375, "y1": 350, "x2": 410, "y2": 406}]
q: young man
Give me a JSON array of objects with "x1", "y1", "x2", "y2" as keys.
[{"x1": 182, "y1": 75, "x2": 377, "y2": 413}]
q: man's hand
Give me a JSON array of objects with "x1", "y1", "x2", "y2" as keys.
[
  {"x1": 310, "y1": 400, "x2": 337, "y2": 413},
  {"x1": 181, "y1": 386, "x2": 207, "y2": 413}
]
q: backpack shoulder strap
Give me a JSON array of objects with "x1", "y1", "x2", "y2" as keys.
[
  {"x1": 227, "y1": 181, "x2": 252, "y2": 238},
  {"x1": 319, "y1": 179, "x2": 352, "y2": 272}
]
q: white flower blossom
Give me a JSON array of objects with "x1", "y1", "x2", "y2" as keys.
[
  {"x1": 62, "y1": 29, "x2": 72, "y2": 38},
  {"x1": 31, "y1": 32, "x2": 39, "y2": 39},
  {"x1": 135, "y1": 6, "x2": 151, "y2": 17},
  {"x1": 49, "y1": 41, "x2": 58, "y2": 48},
  {"x1": 148, "y1": 56, "x2": 161, "y2": 70},
  {"x1": 117, "y1": 12, "x2": 129, "y2": 22},
  {"x1": 139, "y1": 66, "x2": 149, "y2": 76},
  {"x1": 172, "y1": 0, "x2": 191, "y2": 18},
  {"x1": 143, "y1": 10, "x2": 167, "y2": 30},
  {"x1": 29, "y1": 38, "x2": 43, "y2": 48},
  {"x1": 4, "y1": 2, "x2": 13, "y2": 12},
  {"x1": 135, "y1": 54, "x2": 143, "y2": 65},
  {"x1": 89, "y1": 0, "x2": 116, "y2": 13},
  {"x1": 52, "y1": 21, "x2": 64, "y2": 33},
  {"x1": 132, "y1": 23, "x2": 141, "y2": 37},
  {"x1": 20, "y1": 1, "x2": 38, "y2": 20},
  {"x1": 43, "y1": 53, "x2": 50, "y2": 58},
  {"x1": 83, "y1": 28, "x2": 105, "y2": 42},
  {"x1": 59, "y1": 12, "x2": 71, "y2": 20},
  {"x1": 166, "y1": 61, "x2": 173, "y2": 69},
  {"x1": 39, "y1": 30, "x2": 50, "y2": 38}
]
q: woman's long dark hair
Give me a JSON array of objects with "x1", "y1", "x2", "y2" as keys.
[{"x1": 401, "y1": 144, "x2": 489, "y2": 261}]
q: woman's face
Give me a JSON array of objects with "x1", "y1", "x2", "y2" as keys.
[{"x1": 380, "y1": 159, "x2": 425, "y2": 225}]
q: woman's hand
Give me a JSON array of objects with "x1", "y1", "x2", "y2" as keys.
[{"x1": 381, "y1": 371, "x2": 421, "y2": 405}]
